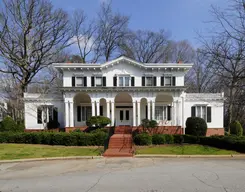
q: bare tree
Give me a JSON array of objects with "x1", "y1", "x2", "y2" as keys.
[
  {"x1": 119, "y1": 30, "x2": 169, "y2": 63},
  {"x1": 70, "y1": 10, "x2": 100, "y2": 63},
  {"x1": 96, "y1": 2, "x2": 129, "y2": 61},
  {"x1": 167, "y1": 40, "x2": 195, "y2": 63},
  {"x1": 185, "y1": 49, "x2": 218, "y2": 93},
  {"x1": 0, "y1": 0, "x2": 72, "y2": 97}
]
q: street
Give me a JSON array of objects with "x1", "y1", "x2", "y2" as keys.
[{"x1": 0, "y1": 158, "x2": 245, "y2": 192}]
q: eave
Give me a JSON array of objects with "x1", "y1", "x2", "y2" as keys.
[{"x1": 60, "y1": 86, "x2": 186, "y2": 93}]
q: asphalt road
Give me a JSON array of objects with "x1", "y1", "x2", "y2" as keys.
[{"x1": 0, "y1": 158, "x2": 245, "y2": 192}]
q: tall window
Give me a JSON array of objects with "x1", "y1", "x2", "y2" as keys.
[
  {"x1": 155, "y1": 106, "x2": 168, "y2": 120},
  {"x1": 165, "y1": 77, "x2": 171, "y2": 86},
  {"x1": 146, "y1": 77, "x2": 153, "y2": 86},
  {"x1": 192, "y1": 105, "x2": 211, "y2": 122},
  {"x1": 118, "y1": 76, "x2": 130, "y2": 87},
  {"x1": 37, "y1": 105, "x2": 56, "y2": 124},
  {"x1": 81, "y1": 106, "x2": 92, "y2": 121},
  {"x1": 95, "y1": 77, "x2": 102, "y2": 86},
  {"x1": 196, "y1": 106, "x2": 206, "y2": 120},
  {"x1": 76, "y1": 77, "x2": 84, "y2": 87}
]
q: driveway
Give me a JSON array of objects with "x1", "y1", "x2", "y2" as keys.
[{"x1": 0, "y1": 158, "x2": 245, "y2": 192}]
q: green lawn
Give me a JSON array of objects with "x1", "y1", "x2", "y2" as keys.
[
  {"x1": 136, "y1": 145, "x2": 240, "y2": 155},
  {"x1": 0, "y1": 144, "x2": 102, "y2": 160}
]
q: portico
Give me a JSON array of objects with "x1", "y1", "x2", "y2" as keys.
[{"x1": 64, "y1": 90, "x2": 184, "y2": 128}]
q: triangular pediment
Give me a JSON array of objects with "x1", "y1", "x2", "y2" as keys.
[{"x1": 101, "y1": 56, "x2": 145, "y2": 69}]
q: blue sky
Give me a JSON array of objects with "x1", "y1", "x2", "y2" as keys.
[{"x1": 52, "y1": 0, "x2": 230, "y2": 48}]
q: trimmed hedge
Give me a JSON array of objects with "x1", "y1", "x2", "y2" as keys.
[
  {"x1": 134, "y1": 133, "x2": 245, "y2": 153},
  {"x1": 134, "y1": 133, "x2": 152, "y2": 145},
  {"x1": 0, "y1": 132, "x2": 107, "y2": 146}
]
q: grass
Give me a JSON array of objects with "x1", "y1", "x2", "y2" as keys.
[
  {"x1": 0, "y1": 144, "x2": 102, "y2": 160},
  {"x1": 136, "y1": 144, "x2": 240, "y2": 155}
]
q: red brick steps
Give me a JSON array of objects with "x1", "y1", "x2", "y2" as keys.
[{"x1": 103, "y1": 126, "x2": 134, "y2": 157}]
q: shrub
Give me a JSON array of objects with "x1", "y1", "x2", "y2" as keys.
[
  {"x1": 134, "y1": 133, "x2": 152, "y2": 145},
  {"x1": 0, "y1": 131, "x2": 107, "y2": 146},
  {"x1": 72, "y1": 128, "x2": 82, "y2": 133},
  {"x1": 230, "y1": 120, "x2": 243, "y2": 136},
  {"x1": 185, "y1": 117, "x2": 207, "y2": 136},
  {"x1": 152, "y1": 134, "x2": 165, "y2": 144},
  {"x1": 86, "y1": 116, "x2": 111, "y2": 128},
  {"x1": 173, "y1": 134, "x2": 184, "y2": 144},
  {"x1": 141, "y1": 119, "x2": 158, "y2": 132},
  {"x1": 47, "y1": 120, "x2": 60, "y2": 130},
  {"x1": 164, "y1": 134, "x2": 174, "y2": 144},
  {"x1": 0, "y1": 116, "x2": 18, "y2": 132}
]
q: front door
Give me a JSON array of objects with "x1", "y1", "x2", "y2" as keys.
[{"x1": 116, "y1": 108, "x2": 132, "y2": 126}]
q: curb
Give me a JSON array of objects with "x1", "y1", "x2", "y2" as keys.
[
  {"x1": 135, "y1": 154, "x2": 245, "y2": 158},
  {"x1": 0, "y1": 156, "x2": 103, "y2": 164}
]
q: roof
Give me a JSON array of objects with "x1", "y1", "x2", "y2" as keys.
[{"x1": 53, "y1": 56, "x2": 193, "y2": 71}]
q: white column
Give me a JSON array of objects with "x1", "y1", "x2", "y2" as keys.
[
  {"x1": 137, "y1": 101, "x2": 141, "y2": 126},
  {"x1": 70, "y1": 101, "x2": 74, "y2": 127},
  {"x1": 182, "y1": 97, "x2": 185, "y2": 134},
  {"x1": 96, "y1": 101, "x2": 100, "y2": 116},
  {"x1": 133, "y1": 101, "x2": 136, "y2": 126},
  {"x1": 106, "y1": 101, "x2": 110, "y2": 118},
  {"x1": 152, "y1": 101, "x2": 155, "y2": 120},
  {"x1": 65, "y1": 101, "x2": 69, "y2": 127},
  {"x1": 111, "y1": 102, "x2": 115, "y2": 126},
  {"x1": 147, "y1": 101, "x2": 151, "y2": 120},
  {"x1": 91, "y1": 100, "x2": 96, "y2": 117},
  {"x1": 176, "y1": 101, "x2": 179, "y2": 126},
  {"x1": 172, "y1": 101, "x2": 175, "y2": 125}
]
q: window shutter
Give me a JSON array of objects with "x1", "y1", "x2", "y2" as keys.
[
  {"x1": 207, "y1": 106, "x2": 212, "y2": 123},
  {"x1": 37, "y1": 107, "x2": 42, "y2": 124},
  {"x1": 191, "y1": 106, "x2": 196, "y2": 117},
  {"x1": 103, "y1": 77, "x2": 106, "y2": 86},
  {"x1": 142, "y1": 77, "x2": 145, "y2": 86},
  {"x1": 72, "y1": 77, "x2": 75, "y2": 87},
  {"x1": 172, "y1": 76, "x2": 176, "y2": 86},
  {"x1": 91, "y1": 76, "x2": 95, "y2": 87},
  {"x1": 131, "y1": 77, "x2": 135, "y2": 86},
  {"x1": 167, "y1": 106, "x2": 171, "y2": 120},
  {"x1": 100, "y1": 106, "x2": 103, "y2": 116},
  {"x1": 153, "y1": 77, "x2": 157, "y2": 86},
  {"x1": 84, "y1": 77, "x2": 87, "y2": 87},
  {"x1": 77, "y1": 106, "x2": 81, "y2": 122},
  {"x1": 161, "y1": 76, "x2": 164, "y2": 86},
  {"x1": 113, "y1": 76, "x2": 117, "y2": 86},
  {"x1": 53, "y1": 107, "x2": 58, "y2": 122}
]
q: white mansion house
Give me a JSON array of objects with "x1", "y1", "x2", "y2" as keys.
[{"x1": 24, "y1": 56, "x2": 224, "y2": 136}]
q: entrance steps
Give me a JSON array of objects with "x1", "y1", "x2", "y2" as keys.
[{"x1": 103, "y1": 126, "x2": 134, "y2": 157}]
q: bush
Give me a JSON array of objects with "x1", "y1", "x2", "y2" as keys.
[
  {"x1": 86, "y1": 116, "x2": 111, "y2": 128},
  {"x1": 164, "y1": 134, "x2": 174, "y2": 144},
  {"x1": 141, "y1": 119, "x2": 158, "y2": 132},
  {"x1": 185, "y1": 117, "x2": 207, "y2": 136},
  {"x1": 152, "y1": 134, "x2": 165, "y2": 144},
  {"x1": 0, "y1": 116, "x2": 18, "y2": 132},
  {"x1": 47, "y1": 120, "x2": 60, "y2": 130},
  {"x1": 230, "y1": 120, "x2": 243, "y2": 136},
  {"x1": 0, "y1": 131, "x2": 107, "y2": 146},
  {"x1": 133, "y1": 133, "x2": 152, "y2": 145}
]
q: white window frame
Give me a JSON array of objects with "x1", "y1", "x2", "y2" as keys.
[
  {"x1": 155, "y1": 105, "x2": 168, "y2": 121},
  {"x1": 146, "y1": 76, "x2": 153, "y2": 86},
  {"x1": 164, "y1": 76, "x2": 172, "y2": 86},
  {"x1": 81, "y1": 106, "x2": 92, "y2": 121},
  {"x1": 194, "y1": 105, "x2": 207, "y2": 121},
  {"x1": 76, "y1": 76, "x2": 84, "y2": 87},
  {"x1": 38, "y1": 105, "x2": 54, "y2": 124},
  {"x1": 95, "y1": 76, "x2": 103, "y2": 87},
  {"x1": 118, "y1": 75, "x2": 131, "y2": 87}
]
